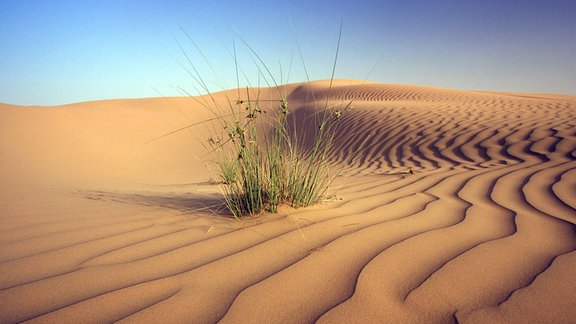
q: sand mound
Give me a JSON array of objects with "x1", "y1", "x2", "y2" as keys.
[{"x1": 1, "y1": 80, "x2": 575, "y2": 323}]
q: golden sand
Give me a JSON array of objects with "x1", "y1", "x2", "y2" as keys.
[{"x1": 1, "y1": 80, "x2": 575, "y2": 323}]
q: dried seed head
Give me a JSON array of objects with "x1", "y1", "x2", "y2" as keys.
[
  {"x1": 208, "y1": 136, "x2": 221, "y2": 145},
  {"x1": 246, "y1": 104, "x2": 262, "y2": 119},
  {"x1": 280, "y1": 99, "x2": 288, "y2": 115}
]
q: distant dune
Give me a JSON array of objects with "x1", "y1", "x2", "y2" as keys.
[{"x1": 1, "y1": 80, "x2": 575, "y2": 323}]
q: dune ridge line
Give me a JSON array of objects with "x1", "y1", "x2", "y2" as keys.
[{"x1": 0, "y1": 80, "x2": 575, "y2": 323}]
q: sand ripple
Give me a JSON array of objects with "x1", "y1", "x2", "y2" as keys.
[{"x1": 0, "y1": 81, "x2": 574, "y2": 323}]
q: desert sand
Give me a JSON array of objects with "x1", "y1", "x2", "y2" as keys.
[{"x1": 1, "y1": 80, "x2": 575, "y2": 323}]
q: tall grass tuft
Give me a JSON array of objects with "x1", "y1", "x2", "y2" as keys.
[{"x1": 173, "y1": 22, "x2": 353, "y2": 219}]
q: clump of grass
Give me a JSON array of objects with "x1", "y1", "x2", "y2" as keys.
[
  {"x1": 173, "y1": 23, "x2": 353, "y2": 219},
  {"x1": 209, "y1": 92, "x2": 351, "y2": 219}
]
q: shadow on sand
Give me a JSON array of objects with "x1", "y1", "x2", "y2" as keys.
[{"x1": 83, "y1": 189, "x2": 234, "y2": 218}]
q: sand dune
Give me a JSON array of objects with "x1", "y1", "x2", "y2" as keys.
[{"x1": 0, "y1": 80, "x2": 575, "y2": 323}]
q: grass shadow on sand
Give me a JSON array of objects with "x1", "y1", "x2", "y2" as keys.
[{"x1": 83, "y1": 189, "x2": 234, "y2": 218}]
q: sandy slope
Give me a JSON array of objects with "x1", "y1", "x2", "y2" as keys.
[{"x1": 0, "y1": 80, "x2": 575, "y2": 323}]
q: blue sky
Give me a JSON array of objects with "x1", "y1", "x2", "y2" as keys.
[{"x1": 1, "y1": 0, "x2": 575, "y2": 106}]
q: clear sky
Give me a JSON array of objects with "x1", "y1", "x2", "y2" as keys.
[{"x1": 1, "y1": 0, "x2": 575, "y2": 106}]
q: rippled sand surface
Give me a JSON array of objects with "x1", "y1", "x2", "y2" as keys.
[{"x1": 1, "y1": 80, "x2": 575, "y2": 323}]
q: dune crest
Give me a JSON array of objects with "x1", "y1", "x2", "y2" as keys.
[{"x1": 0, "y1": 80, "x2": 575, "y2": 323}]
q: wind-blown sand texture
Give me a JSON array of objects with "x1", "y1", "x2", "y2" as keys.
[{"x1": 1, "y1": 80, "x2": 575, "y2": 323}]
